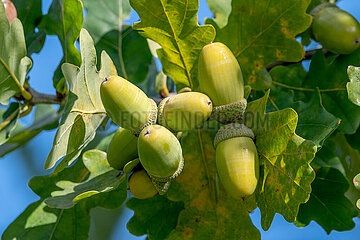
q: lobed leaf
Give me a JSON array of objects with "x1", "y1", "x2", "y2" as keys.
[
  {"x1": 130, "y1": 0, "x2": 216, "y2": 89},
  {"x1": 3, "y1": 150, "x2": 127, "y2": 239},
  {"x1": 304, "y1": 50, "x2": 360, "y2": 134},
  {"x1": 245, "y1": 91, "x2": 317, "y2": 230},
  {"x1": 45, "y1": 150, "x2": 126, "y2": 209},
  {"x1": 295, "y1": 167, "x2": 358, "y2": 233},
  {"x1": 45, "y1": 29, "x2": 117, "y2": 173},
  {"x1": 0, "y1": 3, "x2": 32, "y2": 105},
  {"x1": 211, "y1": 0, "x2": 312, "y2": 88}
]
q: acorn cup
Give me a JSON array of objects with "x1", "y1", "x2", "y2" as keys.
[
  {"x1": 158, "y1": 92, "x2": 213, "y2": 131},
  {"x1": 107, "y1": 127, "x2": 138, "y2": 171},
  {"x1": 100, "y1": 76, "x2": 157, "y2": 135},
  {"x1": 214, "y1": 123, "x2": 259, "y2": 199},
  {"x1": 198, "y1": 42, "x2": 247, "y2": 123},
  {"x1": 128, "y1": 169, "x2": 158, "y2": 199},
  {"x1": 311, "y1": 3, "x2": 360, "y2": 54},
  {"x1": 138, "y1": 124, "x2": 184, "y2": 194}
]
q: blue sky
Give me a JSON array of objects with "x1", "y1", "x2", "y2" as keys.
[{"x1": 1, "y1": 0, "x2": 360, "y2": 239}]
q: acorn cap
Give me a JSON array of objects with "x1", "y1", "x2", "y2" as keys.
[
  {"x1": 160, "y1": 92, "x2": 213, "y2": 131},
  {"x1": 310, "y1": 3, "x2": 337, "y2": 18},
  {"x1": 198, "y1": 42, "x2": 244, "y2": 106},
  {"x1": 157, "y1": 97, "x2": 171, "y2": 129},
  {"x1": 214, "y1": 123, "x2": 254, "y2": 148},
  {"x1": 128, "y1": 169, "x2": 158, "y2": 199},
  {"x1": 138, "y1": 125, "x2": 184, "y2": 179},
  {"x1": 210, "y1": 98, "x2": 247, "y2": 123},
  {"x1": 107, "y1": 127, "x2": 138, "y2": 170},
  {"x1": 100, "y1": 76, "x2": 157, "y2": 133}
]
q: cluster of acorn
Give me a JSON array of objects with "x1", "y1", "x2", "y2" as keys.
[
  {"x1": 100, "y1": 42, "x2": 259, "y2": 200},
  {"x1": 99, "y1": 3, "x2": 360, "y2": 200}
]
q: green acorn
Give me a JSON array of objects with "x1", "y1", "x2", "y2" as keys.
[
  {"x1": 198, "y1": 42, "x2": 247, "y2": 123},
  {"x1": 311, "y1": 4, "x2": 360, "y2": 54},
  {"x1": 128, "y1": 169, "x2": 158, "y2": 199},
  {"x1": 100, "y1": 76, "x2": 157, "y2": 134},
  {"x1": 138, "y1": 124, "x2": 184, "y2": 193},
  {"x1": 214, "y1": 123, "x2": 259, "y2": 199},
  {"x1": 198, "y1": 42, "x2": 244, "y2": 106},
  {"x1": 158, "y1": 92, "x2": 212, "y2": 131},
  {"x1": 107, "y1": 127, "x2": 138, "y2": 170}
]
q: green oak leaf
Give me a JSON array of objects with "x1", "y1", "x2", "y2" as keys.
[
  {"x1": 127, "y1": 196, "x2": 184, "y2": 240},
  {"x1": 45, "y1": 29, "x2": 117, "y2": 173},
  {"x1": 211, "y1": 0, "x2": 311, "y2": 88},
  {"x1": 12, "y1": 0, "x2": 42, "y2": 36},
  {"x1": 39, "y1": 0, "x2": 83, "y2": 90},
  {"x1": 245, "y1": 90, "x2": 317, "y2": 230},
  {"x1": 83, "y1": 0, "x2": 131, "y2": 43},
  {"x1": 268, "y1": 64, "x2": 308, "y2": 111},
  {"x1": 0, "y1": 3, "x2": 32, "y2": 105},
  {"x1": 45, "y1": 150, "x2": 126, "y2": 209},
  {"x1": 354, "y1": 173, "x2": 360, "y2": 209},
  {"x1": 346, "y1": 65, "x2": 360, "y2": 107},
  {"x1": 0, "y1": 102, "x2": 20, "y2": 145},
  {"x1": 0, "y1": 105, "x2": 61, "y2": 158},
  {"x1": 95, "y1": 25, "x2": 152, "y2": 83},
  {"x1": 25, "y1": 30, "x2": 46, "y2": 56},
  {"x1": 205, "y1": 0, "x2": 231, "y2": 28},
  {"x1": 2, "y1": 153, "x2": 127, "y2": 240},
  {"x1": 295, "y1": 167, "x2": 358, "y2": 233},
  {"x1": 292, "y1": 91, "x2": 340, "y2": 148},
  {"x1": 130, "y1": 0, "x2": 216, "y2": 89},
  {"x1": 304, "y1": 50, "x2": 360, "y2": 134}
]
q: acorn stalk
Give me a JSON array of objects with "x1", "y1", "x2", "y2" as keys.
[
  {"x1": 100, "y1": 76, "x2": 157, "y2": 134},
  {"x1": 138, "y1": 124, "x2": 184, "y2": 193},
  {"x1": 128, "y1": 169, "x2": 158, "y2": 199},
  {"x1": 158, "y1": 92, "x2": 213, "y2": 131},
  {"x1": 107, "y1": 127, "x2": 138, "y2": 170},
  {"x1": 214, "y1": 123, "x2": 259, "y2": 199}
]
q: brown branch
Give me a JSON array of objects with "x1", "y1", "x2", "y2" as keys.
[
  {"x1": 27, "y1": 87, "x2": 66, "y2": 105},
  {"x1": 266, "y1": 48, "x2": 331, "y2": 71}
]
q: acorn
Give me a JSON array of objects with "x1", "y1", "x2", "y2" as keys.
[
  {"x1": 214, "y1": 123, "x2": 259, "y2": 199},
  {"x1": 311, "y1": 4, "x2": 360, "y2": 54},
  {"x1": 107, "y1": 127, "x2": 138, "y2": 170},
  {"x1": 138, "y1": 124, "x2": 184, "y2": 194},
  {"x1": 128, "y1": 169, "x2": 158, "y2": 199},
  {"x1": 198, "y1": 42, "x2": 247, "y2": 123},
  {"x1": 100, "y1": 76, "x2": 157, "y2": 134},
  {"x1": 158, "y1": 92, "x2": 212, "y2": 131}
]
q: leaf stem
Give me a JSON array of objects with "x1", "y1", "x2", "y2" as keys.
[{"x1": 272, "y1": 81, "x2": 346, "y2": 93}]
